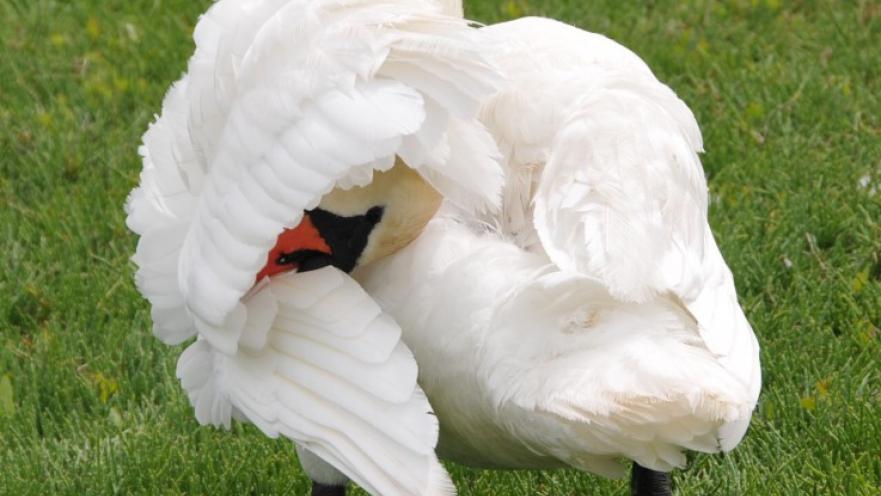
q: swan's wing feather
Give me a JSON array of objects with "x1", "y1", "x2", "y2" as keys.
[
  {"x1": 480, "y1": 17, "x2": 761, "y2": 451},
  {"x1": 484, "y1": 271, "x2": 754, "y2": 472},
  {"x1": 177, "y1": 267, "x2": 454, "y2": 496},
  {"x1": 357, "y1": 217, "x2": 756, "y2": 475},
  {"x1": 531, "y1": 75, "x2": 761, "y2": 448},
  {"x1": 125, "y1": 0, "x2": 503, "y2": 351},
  {"x1": 533, "y1": 73, "x2": 708, "y2": 304},
  {"x1": 681, "y1": 232, "x2": 762, "y2": 449},
  {"x1": 127, "y1": 2, "x2": 503, "y2": 494}
]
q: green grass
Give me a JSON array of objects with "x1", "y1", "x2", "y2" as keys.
[{"x1": 1, "y1": 0, "x2": 880, "y2": 494}]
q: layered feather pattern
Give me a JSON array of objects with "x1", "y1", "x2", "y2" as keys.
[
  {"x1": 354, "y1": 16, "x2": 760, "y2": 477},
  {"x1": 533, "y1": 75, "x2": 709, "y2": 305},
  {"x1": 357, "y1": 216, "x2": 755, "y2": 476},
  {"x1": 126, "y1": 1, "x2": 504, "y2": 494},
  {"x1": 479, "y1": 17, "x2": 761, "y2": 451},
  {"x1": 126, "y1": 0, "x2": 503, "y2": 352},
  {"x1": 178, "y1": 267, "x2": 453, "y2": 495}
]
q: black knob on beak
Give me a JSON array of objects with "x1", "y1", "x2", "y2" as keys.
[{"x1": 301, "y1": 206, "x2": 385, "y2": 273}]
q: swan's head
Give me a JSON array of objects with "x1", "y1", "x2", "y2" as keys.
[{"x1": 256, "y1": 160, "x2": 441, "y2": 281}]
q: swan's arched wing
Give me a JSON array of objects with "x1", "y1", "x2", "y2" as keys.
[
  {"x1": 479, "y1": 18, "x2": 761, "y2": 449},
  {"x1": 478, "y1": 18, "x2": 706, "y2": 304},
  {"x1": 126, "y1": 0, "x2": 503, "y2": 351},
  {"x1": 530, "y1": 74, "x2": 760, "y2": 445},
  {"x1": 177, "y1": 267, "x2": 453, "y2": 496},
  {"x1": 126, "y1": 1, "x2": 503, "y2": 493},
  {"x1": 532, "y1": 72, "x2": 707, "y2": 304}
]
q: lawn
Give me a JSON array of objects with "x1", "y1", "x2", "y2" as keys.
[{"x1": 1, "y1": 0, "x2": 880, "y2": 494}]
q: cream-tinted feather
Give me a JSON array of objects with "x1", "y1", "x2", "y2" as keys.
[
  {"x1": 356, "y1": 15, "x2": 760, "y2": 478},
  {"x1": 479, "y1": 17, "x2": 761, "y2": 445},
  {"x1": 178, "y1": 267, "x2": 453, "y2": 496},
  {"x1": 127, "y1": 1, "x2": 503, "y2": 494},
  {"x1": 357, "y1": 214, "x2": 755, "y2": 476},
  {"x1": 126, "y1": 0, "x2": 503, "y2": 351}
]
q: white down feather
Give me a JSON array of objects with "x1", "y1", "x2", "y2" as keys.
[
  {"x1": 356, "y1": 16, "x2": 761, "y2": 478},
  {"x1": 126, "y1": 1, "x2": 505, "y2": 495},
  {"x1": 480, "y1": 16, "x2": 761, "y2": 421},
  {"x1": 127, "y1": 0, "x2": 504, "y2": 352}
]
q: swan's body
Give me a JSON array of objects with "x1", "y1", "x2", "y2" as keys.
[
  {"x1": 357, "y1": 17, "x2": 761, "y2": 478},
  {"x1": 128, "y1": 0, "x2": 760, "y2": 492},
  {"x1": 358, "y1": 214, "x2": 754, "y2": 476}
]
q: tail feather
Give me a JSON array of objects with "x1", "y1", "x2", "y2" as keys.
[{"x1": 485, "y1": 271, "x2": 754, "y2": 472}]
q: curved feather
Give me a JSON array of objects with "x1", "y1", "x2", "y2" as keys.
[
  {"x1": 126, "y1": 0, "x2": 503, "y2": 351},
  {"x1": 178, "y1": 267, "x2": 453, "y2": 496},
  {"x1": 479, "y1": 16, "x2": 761, "y2": 451},
  {"x1": 357, "y1": 216, "x2": 756, "y2": 476},
  {"x1": 126, "y1": 1, "x2": 504, "y2": 494}
]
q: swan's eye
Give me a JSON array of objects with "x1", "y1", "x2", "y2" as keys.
[{"x1": 255, "y1": 206, "x2": 385, "y2": 282}]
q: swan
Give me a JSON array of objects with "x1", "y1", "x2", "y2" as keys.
[
  {"x1": 126, "y1": 0, "x2": 505, "y2": 494},
  {"x1": 128, "y1": 0, "x2": 761, "y2": 493},
  {"x1": 355, "y1": 16, "x2": 762, "y2": 496}
]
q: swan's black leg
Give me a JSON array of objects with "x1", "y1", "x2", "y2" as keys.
[
  {"x1": 296, "y1": 444, "x2": 349, "y2": 496},
  {"x1": 311, "y1": 481, "x2": 346, "y2": 496},
  {"x1": 630, "y1": 463, "x2": 672, "y2": 496}
]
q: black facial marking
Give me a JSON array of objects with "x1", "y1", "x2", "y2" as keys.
[
  {"x1": 275, "y1": 249, "x2": 335, "y2": 272},
  {"x1": 297, "y1": 206, "x2": 384, "y2": 273}
]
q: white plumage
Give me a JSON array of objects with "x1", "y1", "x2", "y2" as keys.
[
  {"x1": 130, "y1": 0, "x2": 502, "y2": 352},
  {"x1": 177, "y1": 267, "x2": 453, "y2": 495},
  {"x1": 356, "y1": 16, "x2": 761, "y2": 478},
  {"x1": 127, "y1": 1, "x2": 503, "y2": 495},
  {"x1": 128, "y1": 2, "x2": 761, "y2": 493}
]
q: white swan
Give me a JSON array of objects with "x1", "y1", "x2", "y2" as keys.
[
  {"x1": 126, "y1": 1, "x2": 505, "y2": 495},
  {"x1": 355, "y1": 16, "x2": 761, "y2": 495},
  {"x1": 129, "y1": 0, "x2": 760, "y2": 493}
]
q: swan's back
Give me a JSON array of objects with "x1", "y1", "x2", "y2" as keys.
[
  {"x1": 358, "y1": 16, "x2": 761, "y2": 475},
  {"x1": 357, "y1": 214, "x2": 755, "y2": 476},
  {"x1": 481, "y1": 18, "x2": 761, "y2": 441}
]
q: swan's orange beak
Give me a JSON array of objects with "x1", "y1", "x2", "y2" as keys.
[{"x1": 255, "y1": 214, "x2": 331, "y2": 282}]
